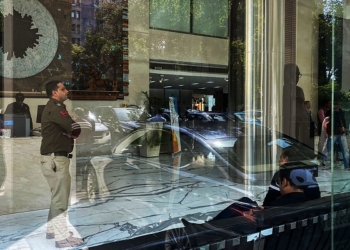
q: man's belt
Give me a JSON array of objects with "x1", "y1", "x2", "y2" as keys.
[{"x1": 43, "y1": 151, "x2": 69, "y2": 157}]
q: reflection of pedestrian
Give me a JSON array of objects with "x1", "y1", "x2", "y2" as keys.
[
  {"x1": 148, "y1": 109, "x2": 166, "y2": 122},
  {"x1": 73, "y1": 107, "x2": 94, "y2": 157},
  {"x1": 325, "y1": 102, "x2": 349, "y2": 170},
  {"x1": 40, "y1": 81, "x2": 84, "y2": 248},
  {"x1": 317, "y1": 100, "x2": 331, "y2": 135},
  {"x1": 299, "y1": 101, "x2": 316, "y2": 149},
  {"x1": 318, "y1": 100, "x2": 331, "y2": 155},
  {"x1": 282, "y1": 63, "x2": 304, "y2": 140},
  {"x1": 5, "y1": 93, "x2": 33, "y2": 131}
]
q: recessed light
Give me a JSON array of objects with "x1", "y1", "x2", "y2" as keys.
[
  {"x1": 178, "y1": 85, "x2": 184, "y2": 87},
  {"x1": 206, "y1": 81, "x2": 214, "y2": 84},
  {"x1": 163, "y1": 79, "x2": 169, "y2": 81},
  {"x1": 150, "y1": 81, "x2": 155, "y2": 83},
  {"x1": 179, "y1": 77, "x2": 184, "y2": 79},
  {"x1": 214, "y1": 86, "x2": 221, "y2": 88},
  {"x1": 191, "y1": 83, "x2": 199, "y2": 85},
  {"x1": 199, "y1": 87, "x2": 206, "y2": 89},
  {"x1": 225, "y1": 78, "x2": 228, "y2": 81},
  {"x1": 164, "y1": 86, "x2": 172, "y2": 88}
]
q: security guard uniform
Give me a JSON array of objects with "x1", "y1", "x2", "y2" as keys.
[{"x1": 40, "y1": 98, "x2": 80, "y2": 241}]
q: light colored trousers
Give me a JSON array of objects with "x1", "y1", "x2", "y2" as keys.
[{"x1": 40, "y1": 155, "x2": 71, "y2": 241}]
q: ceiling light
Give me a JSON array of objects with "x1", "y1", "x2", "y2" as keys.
[
  {"x1": 214, "y1": 86, "x2": 221, "y2": 88},
  {"x1": 164, "y1": 86, "x2": 172, "y2": 88},
  {"x1": 163, "y1": 79, "x2": 169, "y2": 81},
  {"x1": 206, "y1": 81, "x2": 214, "y2": 84},
  {"x1": 178, "y1": 84, "x2": 184, "y2": 87},
  {"x1": 225, "y1": 78, "x2": 228, "y2": 81},
  {"x1": 199, "y1": 87, "x2": 206, "y2": 89},
  {"x1": 191, "y1": 83, "x2": 199, "y2": 85},
  {"x1": 179, "y1": 77, "x2": 184, "y2": 79},
  {"x1": 150, "y1": 81, "x2": 155, "y2": 83}
]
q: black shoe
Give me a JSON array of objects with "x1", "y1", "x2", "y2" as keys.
[{"x1": 55, "y1": 236, "x2": 84, "y2": 248}]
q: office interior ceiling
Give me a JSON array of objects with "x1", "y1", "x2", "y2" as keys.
[{"x1": 149, "y1": 70, "x2": 228, "y2": 91}]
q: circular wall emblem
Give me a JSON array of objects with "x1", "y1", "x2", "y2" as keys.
[{"x1": 0, "y1": 0, "x2": 59, "y2": 78}]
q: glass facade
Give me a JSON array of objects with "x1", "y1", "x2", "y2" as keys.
[{"x1": 1, "y1": 0, "x2": 350, "y2": 249}]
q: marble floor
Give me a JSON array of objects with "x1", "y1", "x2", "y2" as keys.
[{"x1": 1, "y1": 152, "x2": 350, "y2": 250}]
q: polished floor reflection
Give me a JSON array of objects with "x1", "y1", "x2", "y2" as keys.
[{"x1": 1, "y1": 152, "x2": 350, "y2": 250}]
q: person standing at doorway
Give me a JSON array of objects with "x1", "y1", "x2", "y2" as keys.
[
  {"x1": 5, "y1": 93, "x2": 33, "y2": 131},
  {"x1": 40, "y1": 81, "x2": 84, "y2": 248}
]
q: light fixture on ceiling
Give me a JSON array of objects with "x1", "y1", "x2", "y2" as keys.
[
  {"x1": 163, "y1": 79, "x2": 169, "y2": 81},
  {"x1": 206, "y1": 81, "x2": 214, "y2": 84},
  {"x1": 199, "y1": 87, "x2": 206, "y2": 89},
  {"x1": 178, "y1": 76, "x2": 184, "y2": 80},
  {"x1": 150, "y1": 81, "x2": 155, "y2": 83},
  {"x1": 178, "y1": 84, "x2": 184, "y2": 87},
  {"x1": 191, "y1": 83, "x2": 199, "y2": 85},
  {"x1": 214, "y1": 86, "x2": 221, "y2": 88},
  {"x1": 164, "y1": 86, "x2": 172, "y2": 88}
]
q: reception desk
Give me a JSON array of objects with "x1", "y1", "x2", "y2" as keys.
[{"x1": 0, "y1": 137, "x2": 77, "y2": 215}]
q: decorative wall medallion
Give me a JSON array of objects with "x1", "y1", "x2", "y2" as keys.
[{"x1": 1, "y1": 0, "x2": 58, "y2": 78}]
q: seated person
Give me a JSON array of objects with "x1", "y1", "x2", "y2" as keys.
[
  {"x1": 263, "y1": 148, "x2": 320, "y2": 206},
  {"x1": 165, "y1": 164, "x2": 317, "y2": 249},
  {"x1": 212, "y1": 162, "x2": 317, "y2": 220},
  {"x1": 5, "y1": 93, "x2": 33, "y2": 131}
]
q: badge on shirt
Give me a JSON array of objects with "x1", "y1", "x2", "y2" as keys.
[{"x1": 60, "y1": 110, "x2": 69, "y2": 116}]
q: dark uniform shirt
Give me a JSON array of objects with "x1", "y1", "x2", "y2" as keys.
[
  {"x1": 40, "y1": 98, "x2": 79, "y2": 155},
  {"x1": 5, "y1": 102, "x2": 33, "y2": 130}
]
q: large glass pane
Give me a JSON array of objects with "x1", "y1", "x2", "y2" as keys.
[
  {"x1": 150, "y1": 0, "x2": 190, "y2": 32},
  {"x1": 2, "y1": 0, "x2": 350, "y2": 249},
  {"x1": 193, "y1": 0, "x2": 228, "y2": 37}
]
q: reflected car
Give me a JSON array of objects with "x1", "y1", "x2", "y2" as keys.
[
  {"x1": 111, "y1": 123, "x2": 319, "y2": 180},
  {"x1": 183, "y1": 111, "x2": 214, "y2": 121},
  {"x1": 234, "y1": 110, "x2": 263, "y2": 126},
  {"x1": 88, "y1": 111, "x2": 112, "y2": 155},
  {"x1": 94, "y1": 106, "x2": 149, "y2": 143}
]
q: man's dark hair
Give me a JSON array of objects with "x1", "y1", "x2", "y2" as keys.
[
  {"x1": 304, "y1": 100, "x2": 310, "y2": 105},
  {"x1": 15, "y1": 93, "x2": 25, "y2": 102},
  {"x1": 45, "y1": 80, "x2": 62, "y2": 97},
  {"x1": 281, "y1": 148, "x2": 303, "y2": 162}
]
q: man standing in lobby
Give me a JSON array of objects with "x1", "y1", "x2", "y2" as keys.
[{"x1": 40, "y1": 80, "x2": 84, "y2": 248}]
